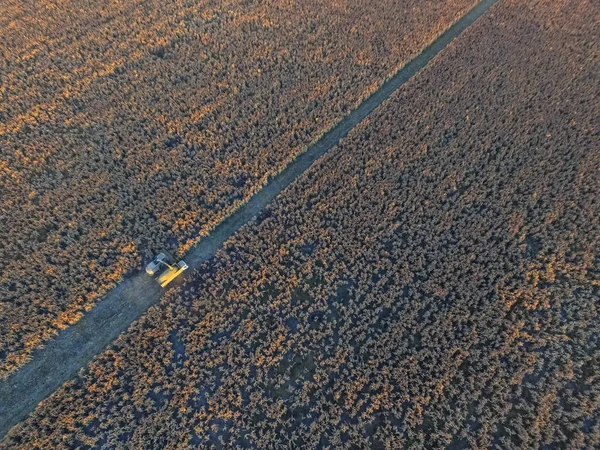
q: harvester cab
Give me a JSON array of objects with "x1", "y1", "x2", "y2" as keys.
[{"x1": 146, "y1": 251, "x2": 188, "y2": 287}]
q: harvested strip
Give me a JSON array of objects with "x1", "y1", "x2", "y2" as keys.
[
  {"x1": 0, "y1": 0, "x2": 500, "y2": 439},
  {"x1": 0, "y1": 0, "x2": 477, "y2": 375}
]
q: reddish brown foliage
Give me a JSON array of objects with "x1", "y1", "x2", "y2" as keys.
[{"x1": 3, "y1": 0, "x2": 598, "y2": 448}]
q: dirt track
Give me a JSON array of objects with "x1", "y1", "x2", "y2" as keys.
[{"x1": 0, "y1": 0, "x2": 499, "y2": 439}]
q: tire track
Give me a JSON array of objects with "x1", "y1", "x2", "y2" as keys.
[{"x1": 0, "y1": 0, "x2": 499, "y2": 439}]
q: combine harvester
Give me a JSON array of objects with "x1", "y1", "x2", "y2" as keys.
[{"x1": 146, "y1": 252, "x2": 188, "y2": 288}]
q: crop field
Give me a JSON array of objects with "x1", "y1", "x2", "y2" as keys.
[
  {"x1": 0, "y1": 0, "x2": 478, "y2": 376},
  {"x1": 2, "y1": 0, "x2": 598, "y2": 448}
]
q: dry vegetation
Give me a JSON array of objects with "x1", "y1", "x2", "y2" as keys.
[
  {"x1": 2, "y1": 0, "x2": 599, "y2": 449},
  {"x1": 0, "y1": 0, "x2": 477, "y2": 375},
  {"x1": 2, "y1": 0, "x2": 598, "y2": 447}
]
